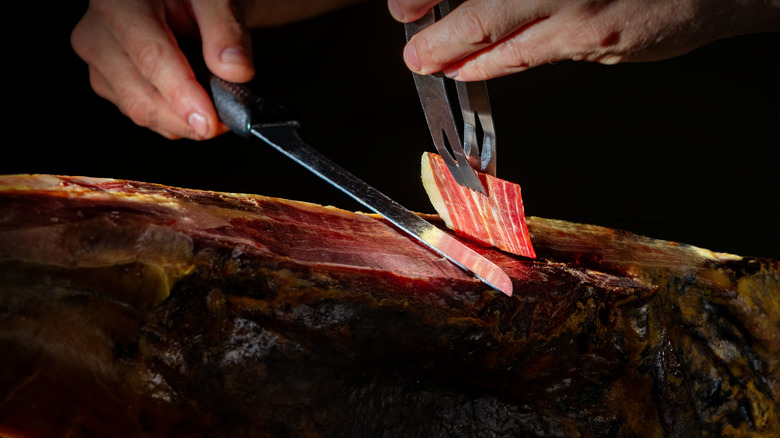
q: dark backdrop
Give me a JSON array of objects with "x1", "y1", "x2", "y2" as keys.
[{"x1": 5, "y1": 1, "x2": 779, "y2": 259}]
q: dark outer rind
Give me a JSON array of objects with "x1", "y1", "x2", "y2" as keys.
[{"x1": 1, "y1": 175, "x2": 778, "y2": 437}]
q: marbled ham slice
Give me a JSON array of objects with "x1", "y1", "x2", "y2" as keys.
[{"x1": 421, "y1": 152, "x2": 536, "y2": 258}]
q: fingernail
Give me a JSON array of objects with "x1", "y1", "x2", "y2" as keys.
[
  {"x1": 220, "y1": 46, "x2": 249, "y2": 65},
  {"x1": 443, "y1": 66, "x2": 459, "y2": 80},
  {"x1": 598, "y1": 54, "x2": 623, "y2": 65},
  {"x1": 188, "y1": 112, "x2": 209, "y2": 138},
  {"x1": 404, "y1": 42, "x2": 421, "y2": 72},
  {"x1": 388, "y1": 0, "x2": 404, "y2": 21}
]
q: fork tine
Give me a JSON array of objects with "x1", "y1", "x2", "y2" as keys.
[
  {"x1": 443, "y1": 0, "x2": 497, "y2": 175},
  {"x1": 411, "y1": 72, "x2": 487, "y2": 195},
  {"x1": 456, "y1": 80, "x2": 497, "y2": 176},
  {"x1": 404, "y1": 1, "x2": 488, "y2": 194}
]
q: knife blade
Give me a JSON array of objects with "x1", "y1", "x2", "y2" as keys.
[{"x1": 208, "y1": 76, "x2": 513, "y2": 296}]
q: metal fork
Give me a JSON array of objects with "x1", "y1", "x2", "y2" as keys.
[
  {"x1": 405, "y1": 0, "x2": 497, "y2": 194},
  {"x1": 456, "y1": 80, "x2": 496, "y2": 176}
]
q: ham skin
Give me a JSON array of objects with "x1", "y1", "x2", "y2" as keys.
[{"x1": 421, "y1": 152, "x2": 536, "y2": 259}]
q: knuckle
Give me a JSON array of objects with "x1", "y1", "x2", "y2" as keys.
[
  {"x1": 455, "y1": 6, "x2": 493, "y2": 46},
  {"x1": 412, "y1": 33, "x2": 437, "y2": 65},
  {"x1": 461, "y1": 38, "x2": 537, "y2": 79},
  {"x1": 565, "y1": 20, "x2": 628, "y2": 63},
  {"x1": 121, "y1": 94, "x2": 154, "y2": 128},
  {"x1": 413, "y1": 34, "x2": 451, "y2": 70},
  {"x1": 69, "y1": 22, "x2": 88, "y2": 57},
  {"x1": 164, "y1": 82, "x2": 195, "y2": 115},
  {"x1": 501, "y1": 39, "x2": 534, "y2": 68},
  {"x1": 88, "y1": 71, "x2": 112, "y2": 100},
  {"x1": 70, "y1": 18, "x2": 99, "y2": 62},
  {"x1": 216, "y1": 21, "x2": 242, "y2": 40},
  {"x1": 157, "y1": 129, "x2": 181, "y2": 140},
  {"x1": 467, "y1": 59, "x2": 492, "y2": 81},
  {"x1": 131, "y1": 39, "x2": 165, "y2": 80}
]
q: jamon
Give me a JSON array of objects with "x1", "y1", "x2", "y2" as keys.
[
  {"x1": 421, "y1": 152, "x2": 536, "y2": 258},
  {"x1": 1, "y1": 174, "x2": 778, "y2": 437}
]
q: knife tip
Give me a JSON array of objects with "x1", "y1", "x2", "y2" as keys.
[{"x1": 482, "y1": 270, "x2": 513, "y2": 297}]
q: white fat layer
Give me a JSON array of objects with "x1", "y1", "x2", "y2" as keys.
[{"x1": 421, "y1": 153, "x2": 453, "y2": 227}]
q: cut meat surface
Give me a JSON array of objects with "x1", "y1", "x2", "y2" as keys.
[
  {"x1": 1, "y1": 174, "x2": 778, "y2": 438},
  {"x1": 421, "y1": 152, "x2": 535, "y2": 258}
]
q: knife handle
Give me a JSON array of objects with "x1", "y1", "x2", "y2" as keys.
[{"x1": 180, "y1": 40, "x2": 297, "y2": 138}]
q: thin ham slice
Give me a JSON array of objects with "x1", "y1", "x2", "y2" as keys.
[{"x1": 421, "y1": 152, "x2": 536, "y2": 259}]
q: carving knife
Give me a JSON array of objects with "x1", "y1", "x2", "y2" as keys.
[{"x1": 208, "y1": 76, "x2": 513, "y2": 296}]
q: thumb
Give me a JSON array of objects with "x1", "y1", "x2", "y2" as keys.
[{"x1": 190, "y1": 0, "x2": 254, "y2": 83}]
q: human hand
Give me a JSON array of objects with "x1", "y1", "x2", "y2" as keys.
[
  {"x1": 389, "y1": 0, "x2": 780, "y2": 80},
  {"x1": 71, "y1": 0, "x2": 367, "y2": 140},
  {"x1": 71, "y1": 0, "x2": 259, "y2": 140}
]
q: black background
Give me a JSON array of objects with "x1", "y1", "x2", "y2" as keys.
[{"x1": 4, "y1": 1, "x2": 779, "y2": 259}]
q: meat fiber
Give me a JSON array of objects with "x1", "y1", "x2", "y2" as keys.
[
  {"x1": 421, "y1": 152, "x2": 535, "y2": 258},
  {"x1": 0, "y1": 174, "x2": 778, "y2": 438}
]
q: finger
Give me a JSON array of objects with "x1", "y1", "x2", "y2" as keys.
[
  {"x1": 387, "y1": 0, "x2": 438, "y2": 23},
  {"x1": 87, "y1": 66, "x2": 117, "y2": 105},
  {"x1": 73, "y1": 7, "x2": 200, "y2": 139},
  {"x1": 446, "y1": 7, "x2": 634, "y2": 81},
  {"x1": 404, "y1": 0, "x2": 551, "y2": 75},
  {"x1": 92, "y1": 66, "x2": 192, "y2": 140},
  {"x1": 89, "y1": 46, "x2": 196, "y2": 139},
  {"x1": 106, "y1": 0, "x2": 219, "y2": 139},
  {"x1": 190, "y1": 0, "x2": 254, "y2": 83},
  {"x1": 441, "y1": 15, "x2": 557, "y2": 81}
]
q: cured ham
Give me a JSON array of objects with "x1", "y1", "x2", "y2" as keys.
[
  {"x1": 421, "y1": 152, "x2": 535, "y2": 258},
  {"x1": 1, "y1": 174, "x2": 778, "y2": 438}
]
